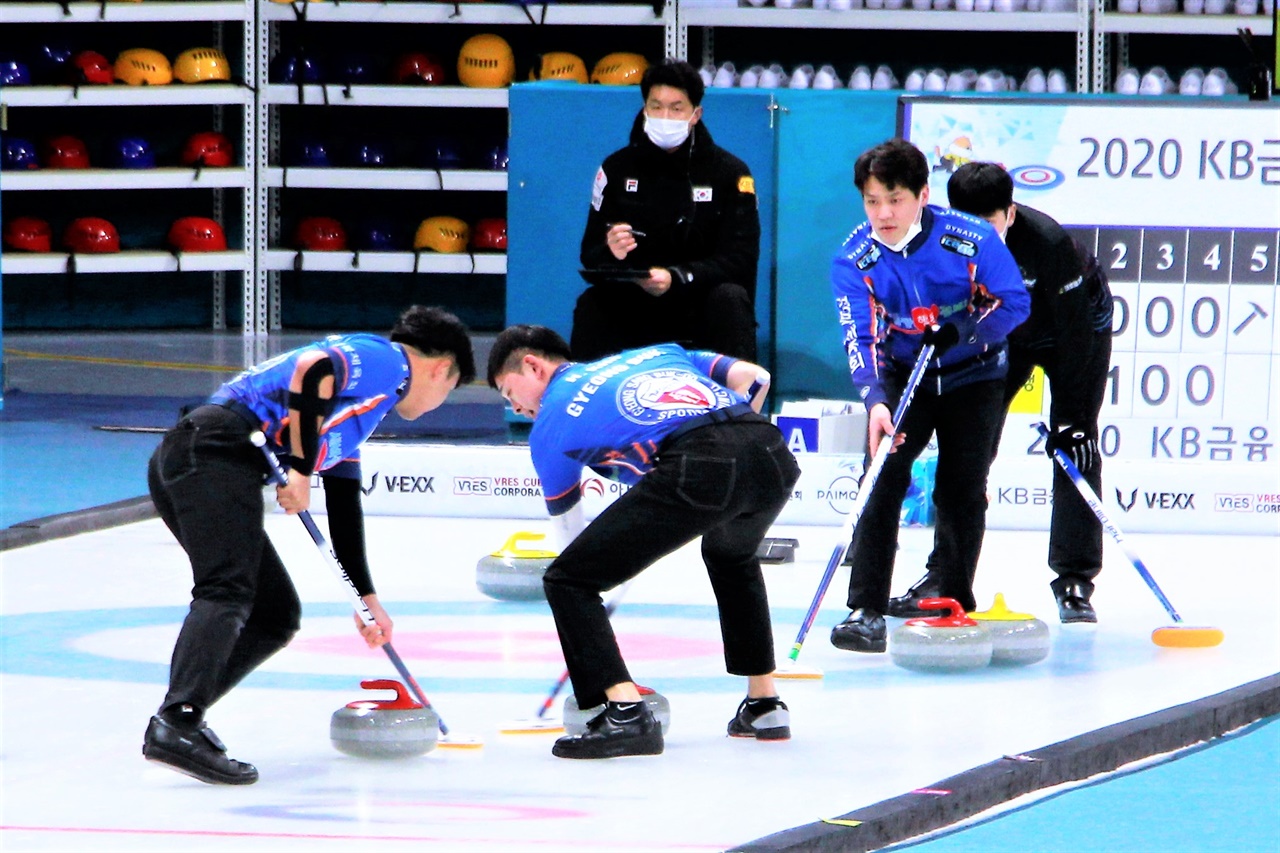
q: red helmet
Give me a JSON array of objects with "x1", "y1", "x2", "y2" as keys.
[
  {"x1": 62, "y1": 217, "x2": 120, "y2": 253},
  {"x1": 471, "y1": 217, "x2": 507, "y2": 251},
  {"x1": 293, "y1": 216, "x2": 347, "y2": 251},
  {"x1": 42, "y1": 134, "x2": 91, "y2": 169},
  {"x1": 181, "y1": 131, "x2": 235, "y2": 168},
  {"x1": 391, "y1": 52, "x2": 445, "y2": 85},
  {"x1": 168, "y1": 217, "x2": 228, "y2": 252},
  {"x1": 69, "y1": 50, "x2": 113, "y2": 85},
  {"x1": 2, "y1": 216, "x2": 54, "y2": 252}
]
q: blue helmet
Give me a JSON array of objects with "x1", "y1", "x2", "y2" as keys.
[
  {"x1": 335, "y1": 52, "x2": 381, "y2": 85},
  {"x1": 353, "y1": 219, "x2": 404, "y2": 251},
  {"x1": 107, "y1": 136, "x2": 157, "y2": 169},
  {"x1": 271, "y1": 51, "x2": 323, "y2": 84},
  {"x1": 32, "y1": 43, "x2": 73, "y2": 83},
  {"x1": 478, "y1": 139, "x2": 509, "y2": 171},
  {"x1": 1, "y1": 137, "x2": 40, "y2": 170},
  {"x1": 418, "y1": 135, "x2": 465, "y2": 170},
  {"x1": 347, "y1": 137, "x2": 393, "y2": 168},
  {"x1": 286, "y1": 135, "x2": 333, "y2": 167},
  {"x1": 0, "y1": 57, "x2": 33, "y2": 86}
]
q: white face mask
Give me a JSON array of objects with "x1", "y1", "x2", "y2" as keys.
[
  {"x1": 872, "y1": 219, "x2": 922, "y2": 253},
  {"x1": 644, "y1": 116, "x2": 691, "y2": 150}
]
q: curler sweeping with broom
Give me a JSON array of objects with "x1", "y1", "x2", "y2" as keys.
[
  {"x1": 488, "y1": 325, "x2": 799, "y2": 759},
  {"x1": 142, "y1": 306, "x2": 474, "y2": 785}
]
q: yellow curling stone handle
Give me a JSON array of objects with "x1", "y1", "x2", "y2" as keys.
[{"x1": 491, "y1": 531, "x2": 559, "y2": 560}]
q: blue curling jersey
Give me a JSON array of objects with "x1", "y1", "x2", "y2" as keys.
[
  {"x1": 831, "y1": 206, "x2": 1030, "y2": 411},
  {"x1": 209, "y1": 333, "x2": 410, "y2": 478},
  {"x1": 530, "y1": 344, "x2": 746, "y2": 516}
]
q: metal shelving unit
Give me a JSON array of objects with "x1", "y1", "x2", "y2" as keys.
[{"x1": 0, "y1": 0, "x2": 257, "y2": 331}]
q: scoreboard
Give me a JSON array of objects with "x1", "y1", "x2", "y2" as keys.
[{"x1": 903, "y1": 99, "x2": 1279, "y2": 535}]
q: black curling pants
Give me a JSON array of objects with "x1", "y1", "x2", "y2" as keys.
[
  {"x1": 846, "y1": 377, "x2": 1006, "y2": 614},
  {"x1": 921, "y1": 330, "x2": 1112, "y2": 593},
  {"x1": 543, "y1": 418, "x2": 800, "y2": 710},
  {"x1": 570, "y1": 280, "x2": 757, "y2": 362},
  {"x1": 147, "y1": 404, "x2": 302, "y2": 719}
]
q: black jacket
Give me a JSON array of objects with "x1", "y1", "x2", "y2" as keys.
[
  {"x1": 1005, "y1": 204, "x2": 1114, "y2": 425},
  {"x1": 579, "y1": 111, "x2": 761, "y2": 303}
]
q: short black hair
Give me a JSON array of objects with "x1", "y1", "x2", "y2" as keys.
[
  {"x1": 390, "y1": 305, "x2": 476, "y2": 385},
  {"x1": 853, "y1": 138, "x2": 929, "y2": 196},
  {"x1": 486, "y1": 324, "x2": 572, "y2": 388},
  {"x1": 947, "y1": 162, "x2": 1015, "y2": 217},
  {"x1": 640, "y1": 58, "x2": 704, "y2": 107}
]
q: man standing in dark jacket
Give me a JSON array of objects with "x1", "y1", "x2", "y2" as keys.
[
  {"x1": 573, "y1": 58, "x2": 761, "y2": 361},
  {"x1": 888, "y1": 162, "x2": 1114, "y2": 624}
]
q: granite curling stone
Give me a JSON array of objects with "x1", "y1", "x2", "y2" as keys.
[
  {"x1": 890, "y1": 597, "x2": 993, "y2": 672},
  {"x1": 969, "y1": 593, "x2": 1051, "y2": 666},
  {"x1": 331, "y1": 679, "x2": 439, "y2": 758},
  {"x1": 476, "y1": 531, "x2": 558, "y2": 601}
]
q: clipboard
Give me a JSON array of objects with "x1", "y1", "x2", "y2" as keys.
[{"x1": 578, "y1": 268, "x2": 653, "y2": 286}]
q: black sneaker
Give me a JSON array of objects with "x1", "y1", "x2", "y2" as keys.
[
  {"x1": 551, "y1": 701, "x2": 664, "y2": 759},
  {"x1": 886, "y1": 572, "x2": 944, "y2": 618},
  {"x1": 830, "y1": 608, "x2": 887, "y2": 653},
  {"x1": 143, "y1": 715, "x2": 258, "y2": 785},
  {"x1": 727, "y1": 696, "x2": 791, "y2": 741}
]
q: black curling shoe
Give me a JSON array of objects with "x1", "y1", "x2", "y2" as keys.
[
  {"x1": 143, "y1": 716, "x2": 259, "y2": 785},
  {"x1": 830, "y1": 608, "x2": 887, "y2": 653},
  {"x1": 552, "y1": 701, "x2": 664, "y2": 759},
  {"x1": 886, "y1": 572, "x2": 944, "y2": 618},
  {"x1": 727, "y1": 696, "x2": 791, "y2": 741},
  {"x1": 1055, "y1": 580, "x2": 1098, "y2": 624}
]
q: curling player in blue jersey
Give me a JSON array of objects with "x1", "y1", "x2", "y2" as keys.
[
  {"x1": 828, "y1": 138, "x2": 1030, "y2": 654},
  {"x1": 487, "y1": 325, "x2": 800, "y2": 759},
  {"x1": 143, "y1": 305, "x2": 474, "y2": 784}
]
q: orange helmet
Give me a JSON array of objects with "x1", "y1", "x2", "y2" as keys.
[
  {"x1": 457, "y1": 34, "x2": 514, "y2": 88},
  {"x1": 414, "y1": 216, "x2": 470, "y2": 253},
  {"x1": 114, "y1": 48, "x2": 173, "y2": 85},
  {"x1": 173, "y1": 47, "x2": 232, "y2": 83},
  {"x1": 591, "y1": 52, "x2": 649, "y2": 85},
  {"x1": 168, "y1": 217, "x2": 228, "y2": 252},
  {"x1": 529, "y1": 52, "x2": 588, "y2": 83}
]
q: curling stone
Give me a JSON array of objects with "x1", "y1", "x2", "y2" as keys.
[
  {"x1": 563, "y1": 684, "x2": 671, "y2": 735},
  {"x1": 969, "y1": 593, "x2": 1051, "y2": 666},
  {"x1": 330, "y1": 679, "x2": 439, "y2": 759},
  {"x1": 890, "y1": 597, "x2": 993, "y2": 673},
  {"x1": 476, "y1": 532, "x2": 558, "y2": 601}
]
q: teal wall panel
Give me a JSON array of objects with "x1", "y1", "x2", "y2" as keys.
[
  {"x1": 772, "y1": 89, "x2": 899, "y2": 402},
  {"x1": 508, "y1": 82, "x2": 778, "y2": 363}
]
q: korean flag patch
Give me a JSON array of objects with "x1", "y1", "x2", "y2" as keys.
[{"x1": 692, "y1": 186, "x2": 713, "y2": 202}]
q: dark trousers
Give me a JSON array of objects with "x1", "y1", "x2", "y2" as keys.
[
  {"x1": 922, "y1": 332, "x2": 1111, "y2": 592},
  {"x1": 147, "y1": 405, "x2": 301, "y2": 717},
  {"x1": 846, "y1": 377, "x2": 1006, "y2": 614},
  {"x1": 543, "y1": 419, "x2": 800, "y2": 709},
  {"x1": 1011, "y1": 334, "x2": 1111, "y2": 588},
  {"x1": 570, "y1": 280, "x2": 757, "y2": 362}
]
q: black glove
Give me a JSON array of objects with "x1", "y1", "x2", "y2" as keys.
[
  {"x1": 1046, "y1": 423, "x2": 1099, "y2": 472},
  {"x1": 921, "y1": 323, "x2": 960, "y2": 358}
]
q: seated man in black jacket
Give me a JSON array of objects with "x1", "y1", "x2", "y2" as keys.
[{"x1": 573, "y1": 58, "x2": 761, "y2": 361}]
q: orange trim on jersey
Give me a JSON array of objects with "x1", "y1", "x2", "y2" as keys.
[
  {"x1": 323, "y1": 395, "x2": 389, "y2": 432},
  {"x1": 547, "y1": 482, "x2": 580, "y2": 502}
]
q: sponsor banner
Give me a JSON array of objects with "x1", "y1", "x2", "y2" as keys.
[
  {"x1": 903, "y1": 99, "x2": 1280, "y2": 228},
  {"x1": 329, "y1": 443, "x2": 1277, "y2": 535}
]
